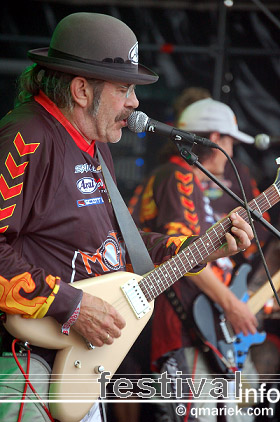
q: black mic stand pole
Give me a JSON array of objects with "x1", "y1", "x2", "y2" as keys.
[{"x1": 174, "y1": 141, "x2": 280, "y2": 241}]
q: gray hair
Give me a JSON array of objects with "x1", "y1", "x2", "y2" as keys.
[{"x1": 15, "y1": 64, "x2": 104, "y2": 113}]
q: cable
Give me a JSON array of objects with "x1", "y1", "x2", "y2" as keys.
[
  {"x1": 11, "y1": 339, "x2": 54, "y2": 422},
  {"x1": 17, "y1": 343, "x2": 30, "y2": 422},
  {"x1": 185, "y1": 348, "x2": 199, "y2": 422},
  {"x1": 101, "y1": 401, "x2": 107, "y2": 422}
]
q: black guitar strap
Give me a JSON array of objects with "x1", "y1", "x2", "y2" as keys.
[
  {"x1": 97, "y1": 147, "x2": 154, "y2": 276},
  {"x1": 164, "y1": 286, "x2": 196, "y2": 335},
  {"x1": 99, "y1": 148, "x2": 197, "y2": 336},
  {"x1": 98, "y1": 149, "x2": 192, "y2": 321}
]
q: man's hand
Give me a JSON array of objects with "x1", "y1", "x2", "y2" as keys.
[
  {"x1": 205, "y1": 211, "x2": 254, "y2": 263},
  {"x1": 191, "y1": 265, "x2": 257, "y2": 336},
  {"x1": 224, "y1": 294, "x2": 258, "y2": 336},
  {"x1": 73, "y1": 292, "x2": 126, "y2": 347}
]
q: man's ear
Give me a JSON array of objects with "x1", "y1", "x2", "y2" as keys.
[
  {"x1": 209, "y1": 131, "x2": 221, "y2": 144},
  {"x1": 70, "y1": 77, "x2": 92, "y2": 108}
]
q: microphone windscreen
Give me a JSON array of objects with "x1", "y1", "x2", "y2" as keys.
[
  {"x1": 127, "y1": 111, "x2": 148, "y2": 133},
  {"x1": 254, "y1": 134, "x2": 270, "y2": 150}
]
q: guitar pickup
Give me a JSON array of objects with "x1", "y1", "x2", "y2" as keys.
[
  {"x1": 219, "y1": 318, "x2": 236, "y2": 344},
  {"x1": 121, "y1": 278, "x2": 151, "y2": 319}
]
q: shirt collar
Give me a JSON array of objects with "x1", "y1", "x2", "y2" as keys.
[{"x1": 34, "y1": 91, "x2": 95, "y2": 156}]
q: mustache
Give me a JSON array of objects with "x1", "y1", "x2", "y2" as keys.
[{"x1": 115, "y1": 110, "x2": 133, "y2": 122}]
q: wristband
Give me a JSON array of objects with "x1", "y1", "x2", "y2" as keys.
[{"x1": 61, "y1": 300, "x2": 81, "y2": 335}]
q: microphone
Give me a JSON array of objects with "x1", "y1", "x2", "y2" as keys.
[
  {"x1": 254, "y1": 133, "x2": 270, "y2": 150},
  {"x1": 127, "y1": 111, "x2": 217, "y2": 148}
]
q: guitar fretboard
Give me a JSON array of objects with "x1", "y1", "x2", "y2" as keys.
[{"x1": 139, "y1": 175, "x2": 280, "y2": 302}]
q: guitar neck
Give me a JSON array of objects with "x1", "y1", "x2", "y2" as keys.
[
  {"x1": 139, "y1": 170, "x2": 280, "y2": 302},
  {"x1": 248, "y1": 270, "x2": 280, "y2": 315}
]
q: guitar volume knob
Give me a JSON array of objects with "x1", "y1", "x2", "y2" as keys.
[
  {"x1": 74, "y1": 360, "x2": 82, "y2": 369},
  {"x1": 94, "y1": 365, "x2": 105, "y2": 374}
]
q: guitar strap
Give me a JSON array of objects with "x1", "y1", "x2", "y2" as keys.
[
  {"x1": 97, "y1": 148, "x2": 192, "y2": 321},
  {"x1": 97, "y1": 147, "x2": 154, "y2": 276},
  {"x1": 165, "y1": 287, "x2": 195, "y2": 333}
]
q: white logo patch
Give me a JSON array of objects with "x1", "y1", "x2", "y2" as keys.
[
  {"x1": 128, "y1": 42, "x2": 138, "y2": 65},
  {"x1": 76, "y1": 177, "x2": 97, "y2": 194}
]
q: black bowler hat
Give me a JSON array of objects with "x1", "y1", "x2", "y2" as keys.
[{"x1": 28, "y1": 12, "x2": 158, "y2": 85}]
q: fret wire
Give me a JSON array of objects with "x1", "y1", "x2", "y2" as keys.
[
  {"x1": 193, "y1": 241, "x2": 204, "y2": 261},
  {"x1": 139, "y1": 180, "x2": 280, "y2": 302},
  {"x1": 149, "y1": 270, "x2": 163, "y2": 295},
  {"x1": 177, "y1": 250, "x2": 191, "y2": 269},
  {"x1": 200, "y1": 234, "x2": 213, "y2": 255},
  {"x1": 211, "y1": 226, "x2": 224, "y2": 245},
  {"x1": 150, "y1": 262, "x2": 176, "y2": 298},
  {"x1": 181, "y1": 249, "x2": 195, "y2": 273},
  {"x1": 185, "y1": 247, "x2": 198, "y2": 267},
  {"x1": 166, "y1": 259, "x2": 178, "y2": 282},
  {"x1": 262, "y1": 192, "x2": 271, "y2": 209},
  {"x1": 157, "y1": 265, "x2": 173, "y2": 291},
  {"x1": 252, "y1": 197, "x2": 262, "y2": 214},
  {"x1": 154, "y1": 259, "x2": 179, "y2": 297},
  {"x1": 141, "y1": 273, "x2": 157, "y2": 301},
  {"x1": 173, "y1": 255, "x2": 186, "y2": 278},
  {"x1": 139, "y1": 278, "x2": 152, "y2": 302},
  {"x1": 172, "y1": 256, "x2": 183, "y2": 277}
]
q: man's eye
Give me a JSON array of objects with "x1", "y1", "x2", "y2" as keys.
[{"x1": 118, "y1": 85, "x2": 128, "y2": 92}]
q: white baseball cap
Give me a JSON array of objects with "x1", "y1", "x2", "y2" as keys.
[{"x1": 178, "y1": 98, "x2": 254, "y2": 144}]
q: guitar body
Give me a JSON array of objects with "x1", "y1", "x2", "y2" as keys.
[
  {"x1": 193, "y1": 264, "x2": 266, "y2": 375},
  {"x1": 4, "y1": 271, "x2": 154, "y2": 422}
]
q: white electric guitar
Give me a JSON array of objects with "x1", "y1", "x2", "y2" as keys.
[{"x1": 4, "y1": 162, "x2": 280, "y2": 422}]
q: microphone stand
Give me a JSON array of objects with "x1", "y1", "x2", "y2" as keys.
[{"x1": 173, "y1": 141, "x2": 280, "y2": 241}]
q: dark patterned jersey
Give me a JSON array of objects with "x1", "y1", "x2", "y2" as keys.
[
  {"x1": 202, "y1": 159, "x2": 271, "y2": 261},
  {"x1": 0, "y1": 92, "x2": 200, "y2": 329}
]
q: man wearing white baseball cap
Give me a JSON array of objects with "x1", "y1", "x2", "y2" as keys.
[
  {"x1": 178, "y1": 97, "x2": 254, "y2": 144},
  {"x1": 130, "y1": 96, "x2": 258, "y2": 422},
  {"x1": 179, "y1": 98, "x2": 271, "y2": 238},
  {"x1": 178, "y1": 98, "x2": 254, "y2": 180}
]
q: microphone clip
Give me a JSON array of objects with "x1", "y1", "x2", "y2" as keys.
[{"x1": 173, "y1": 139, "x2": 199, "y2": 165}]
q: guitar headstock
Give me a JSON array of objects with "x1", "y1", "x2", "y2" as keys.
[{"x1": 274, "y1": 158, "x2": 280, "y2": 193}]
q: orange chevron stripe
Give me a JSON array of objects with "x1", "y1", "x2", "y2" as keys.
[
  {"x1": 190, "y1": 223, "x2": 200, "y2": 235},
  {"x1": 0, "y1": 226, "x2": 8, "y2": 233},
  {"x1": 0, "y1": 204, "x2": 16, "y2": 221},
  {"x1": 175, "y1": 171, "x2": 193, "y2": 184},
  {"x1": 14, "y1": 132, "x2": 40, "y2": 156},
  {"x1": 5, "y1": 153, "x2": 28, "y2": 178},
  {"x1": 184, "y1": 209, "x2": 199, "y2": 225},
  {"x1": 0, "y1": 175, "x2": 23, "y2": 200},
  {"x1": 164, "y1": 222, "x2": 193, "y2": 236},
  {"x1": 180, "y1": 196, "x2": 195, "y2": 211},
  {"x1": 177, "y1": 182, "x2": 193, "y2": 196}
]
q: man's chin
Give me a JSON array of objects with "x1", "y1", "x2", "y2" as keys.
[
  {"x1": 110, "y1": 137, "x2": 121, "y2": 144},
  {"x1": 109, "y1": 129, "x2": 122, "y2": 144}
]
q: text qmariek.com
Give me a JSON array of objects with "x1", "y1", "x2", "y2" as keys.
[{"x1": 175, "y1": 405, "x2": 274, "y2": 419}]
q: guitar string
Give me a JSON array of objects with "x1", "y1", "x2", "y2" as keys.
[
  {"x1": 104, "y1": 183, "x2": 280, "y2": 314},
  {"x1": 137, "y1": 183, "x2": 280, "y2": 303},
  {"x1": 139, "y1": 185, "x2": 280, "y2": 302},
  {"x1": 148, "y1": 187, "x2": 279, "y2": 291}
]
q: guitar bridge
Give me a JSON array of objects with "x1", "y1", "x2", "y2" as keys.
[{"x1": 121, "y1": 278, "x2": 151, "y2": 319}]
